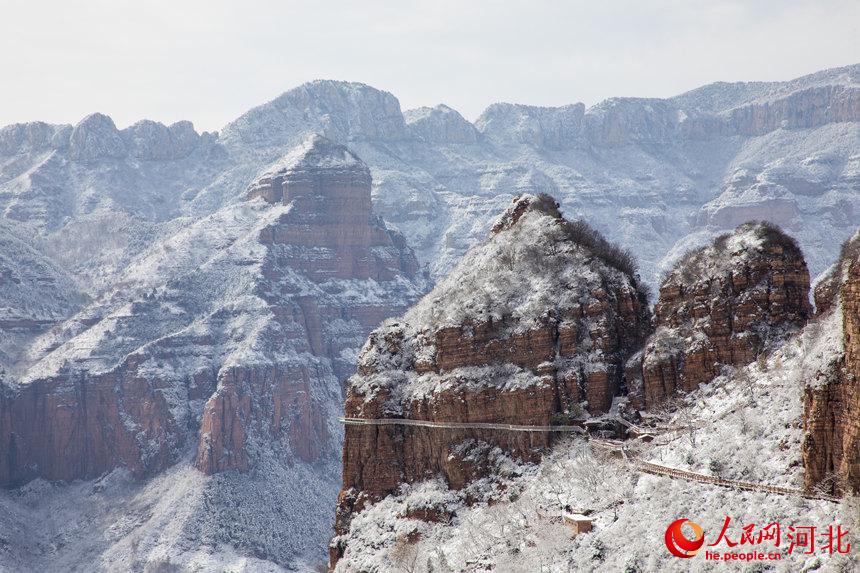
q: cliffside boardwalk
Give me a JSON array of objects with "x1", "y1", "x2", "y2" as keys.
[
  {"x1": 339, "y1": 416, "x2": 587, "y2": 433},
  {"x1": 338, "y1": 417, "x2": 841, "y2": 503}
]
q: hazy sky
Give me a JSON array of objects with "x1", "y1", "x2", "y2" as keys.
[{"x1": 2, "y1": 0, "x2": 858, "y2": 132}]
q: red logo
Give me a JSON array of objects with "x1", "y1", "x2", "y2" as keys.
[{"x1": 665, "y1": 518, "x2": 705, "y2": 558}]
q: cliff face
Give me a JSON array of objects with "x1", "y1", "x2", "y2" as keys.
[
  {"x1": 803, "y1": 235, "x2": 860, "y2": 495},
  {"x1": 249, "y1": 135, "x2": 418, "y2": 282},
  {"x1": 636, "y1": 222, "x2": 812, "y2": 409},
  {"x1": 0, "y1": 361, "x2": 185, "y2": 485},
  {"x1": 196, "y1": 137, "x2": 420, "y2": 474},
  {"x1": 0, "y1": 135, "x2": 422, "y2": 487},
  {"x1": 331, "y1": 194, "x2": 651, "y2": 567},
  {"x1": 475, "y1": 80, "x2": 860, "y2": 149}
]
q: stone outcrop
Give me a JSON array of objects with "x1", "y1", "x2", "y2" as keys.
[
  {"x1": 803, "y1": 234, "x2": 860, "y2": 495},
  {"x1": 331, "y1": 194, "x2": 651, "y2": 567},
  {"x1": 636, "y1": 222, "x2": 811, "y2": 409},
  {"x1": 0, "y1": 134, "x2": 422, "y2": 487},
  {"x1": 194, "y1": 135, "x2": 420, "y2": 475},
  {"x1": 68, "y1": 113, "x2": 128, "y2": 162},
  {"x1": 195, "y1": 365, "x2": 332, "y2": 474},
  {"x1": 121, "y1": 119, "x2": 202, "y2": 160},
  {"x1": 248, "y1": 134, "x2": 418, "y2": 282}
]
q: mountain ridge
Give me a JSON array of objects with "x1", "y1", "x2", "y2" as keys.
[{"x1": 0, "y1": 64, "x2": 858, "y2": 570}]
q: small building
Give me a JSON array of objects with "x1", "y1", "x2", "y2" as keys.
[{"x1": 563, "y1": 512, "x2": 594, "y2": 536}]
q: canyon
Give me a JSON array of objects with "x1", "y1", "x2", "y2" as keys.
[{"x1": 0, "y1": 134, "x2": 423, "y2": 569}]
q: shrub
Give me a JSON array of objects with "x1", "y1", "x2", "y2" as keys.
[
  {"x1": 750, "y1": 220, "x2": 801, "y2": 253},
  {"x1": 562, "y1": 220, "x2": 639, "y2": 280},
  {"x1": 709, "y1": 459, "x2": 724, "y2": 476}
]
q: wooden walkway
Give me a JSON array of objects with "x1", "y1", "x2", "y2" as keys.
[{"x1": 589, "y1": 439, "x2": 839, "y2": 502}]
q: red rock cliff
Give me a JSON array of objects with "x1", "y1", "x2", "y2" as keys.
[
  {"x1": 636, "y1": 222, "x2": 811, "y2": 409},
  {"x1": 803, "y1": 234, "x2": 860, "y2": 495},
  {"x1": 0, "y1": 135, "x2": 422, "y2": 486},
  {"x1": 0, "y1": 359, "x2": 181, "y2": 486},
  {"x1": 331, "y1": 194, "x2": 651, "y2": 567},
  {"x1": 194, "y1": 136, "x2": 421, "y2": 475}
]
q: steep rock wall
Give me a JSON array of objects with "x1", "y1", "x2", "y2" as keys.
[
  {"x1": 636, "y1": 222, "x2": 811, "y2": 409},
  {"x1": 0, "y1": 135, "x2": 421, "y2": 487},
  {"x1": 803, "y1": 236, "x2": 860, "y2": 494}
]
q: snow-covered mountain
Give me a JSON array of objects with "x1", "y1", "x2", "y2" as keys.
[
  {"x1": 0, "y1": 134, "x2": 423, "y2": 571},
  {"x1": 0, "y1": 64, "x2": 858, "y2": 571},
  {"x1": 4, "y1": 65, "x2": 857, "y2": 292},
  {"x1": 218, "y1": 64, "x2": 860, "y2": 289}
]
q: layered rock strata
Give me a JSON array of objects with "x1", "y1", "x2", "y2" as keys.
[
  {"x1": 331, "y1": 194, "x2": 651, "y2": 566},
  {"x1": 803, "y1": 233, "x2": 860, "y2": 495},
  {"x1": 0, "y1": 135, "x2": 421, "y2": 486},
  {"x1": 635, "y1": 222, "x2": 812, "y2": 409}
]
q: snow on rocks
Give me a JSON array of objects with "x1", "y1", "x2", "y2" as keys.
[
  {"x1": 332, "y1": 193, "x2": 651, "y2": 568},
  {"x1": 637, "y1": 221, "x2": 812, "y2": 409}
]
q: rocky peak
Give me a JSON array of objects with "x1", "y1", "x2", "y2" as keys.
[
  {"x1": 247, "y1": 135, "x2": 404, "y2": 280},
  {"x1": 404, "y1": 104, "x2": 478, "y2": 144},
  {"x1": 489, "y1": 192, "x2": 561, "y2": 233},
  {"x1": 331, "y1": 193, "x2": 651, "y2": 567},
  {"x1": 0, "y1": 122, "x2": 66, "y2": 156},
  {"x1": 121, "y1": 119, "x2": 202, "y2": 160},
  {"x1": 636, "y1": 221, "x2": 811, "y2": 408},
  {"x1": 247, "y1": 134, "x2": 370, "y2": 203},
  {"x1": 258, "y1": 133, "x2": 363, "y2": 175},
  {"x1": 195, "y1": 139, "x2": 421, "y2": 475},
  {"x1": 222, "y1": 80, "x2": 407, "y2": 148},
  {"x1": 68, "y1": 113, "x2": 127, "y2": 162}
]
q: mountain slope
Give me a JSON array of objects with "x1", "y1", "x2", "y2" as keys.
[
  {"x1": 0, "y1": 135, "x2": 423, "y2": 569},
  {"x1": 332, "y1": 194, "x2": 651, "y2": 567}
]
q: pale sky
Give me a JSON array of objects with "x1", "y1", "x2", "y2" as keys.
[{"x1": 1, "y1": 0, "x2": 858, "y2": 132}]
